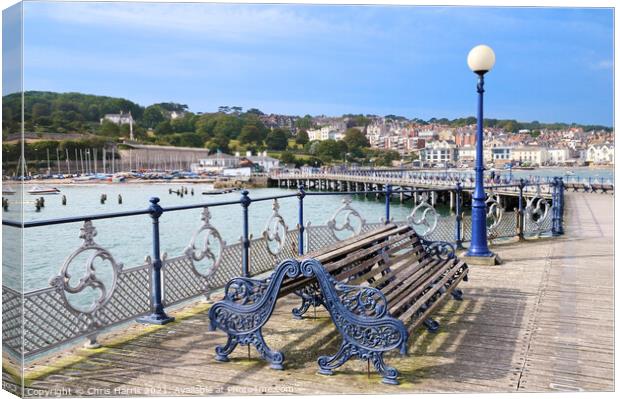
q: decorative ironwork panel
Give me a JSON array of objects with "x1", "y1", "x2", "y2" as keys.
[
  {"x1": 424, "y1": 215, "x2": 457, "y2": 243},
  {"x1": 206, "y1": 243, "x2": 244, "y2": 288},
  {"x1": 327, "y1": 197, "x2": 366, "y2": 241},
  {"x1": 462, "y1": 216, "x2": 472, "y2": 243},
  {"x1": 490, "y1": 211, "x2": 518, "y2": 240},
  {"x1": 262, "y1": 199, "x2": 288, "y2": 256},
  {"x1": 306, "y1": 225, "x2": 338, "y2": 254},
  {"x1": 21, "y1": 263, "x2": 151, "y2": 356},
  {"x1": 249, "y1": 229, "x2": 299, "y2": 277},
  {"x1": 407, "y1": 193, "x2": 438, "y2": 237},
  {"x1": 524, "y1": 195, "x2": 553, "y2": 237},
  {"x1": 184, "y1": 207, "x2": 225, "y2": 278},
  {"x1": 162, "y1": 255, "x2": 209, "y2": 306},
  {"x1": 48, "y1": 221, "x2": 124, "y2": 316},
  {"x1": 2, "y1": 286, "x2": 23, "y2": 355}
]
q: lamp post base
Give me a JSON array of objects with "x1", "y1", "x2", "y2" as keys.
[
  {"x1": 136, "y1": 313, "x2": 175, "y2": 325},
  {"x1": 463, "y1": 253, "x2": 502, "y2": 266}
]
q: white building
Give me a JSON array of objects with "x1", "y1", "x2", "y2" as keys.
[
  {"x1": 491, "y1": 147, "x2": 512, "y2": 162},
  {"x1": 512, "y1": 146, "x2": 549, "y2": 166},
  {"x1": 246, "y1": 151, "x2": 280, "y2": 172},
  {"x1": 101, "y1": 111, "x2": 134, "y2": 125},
  {"x1": 222, "y1": 167, "x2": 252, "y2": 181},
  {"x1": 547, "y1": 148, "x2": 570, "y2": 164},
  {"x1": 192, "y1": 152, "x2": 240, "y2": 173},
  {"x1": 420, "y1": 141, "x2": 458, "y2": 166},
  {"x1": 307, "y1": 121, "x2": 347, "y2": 141},
  {"x1": 586, "y1": 144, "x2": 614, "y2": 164},
  {"x1": 457, "y1": 146, "x2": 492, "y2": 165},
  {"x1": 169, "y1": 111, "x2": 186, "y2": 120}
]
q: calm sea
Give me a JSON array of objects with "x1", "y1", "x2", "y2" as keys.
[{"x1": 2, "y1": 166, "x2": 612, "y2": 291}]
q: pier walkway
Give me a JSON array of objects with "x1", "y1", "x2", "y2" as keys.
[{"x1": 13, "y1": 191, "x2": 613, "y2": 395}]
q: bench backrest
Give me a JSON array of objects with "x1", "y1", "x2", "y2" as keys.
[{"x1": 279, "y1": 224, "x2": 427, "y2": 296}]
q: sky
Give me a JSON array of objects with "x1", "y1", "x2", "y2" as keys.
[{"x1": 6, "y1": 2, "x2": 615, "y2": 125}]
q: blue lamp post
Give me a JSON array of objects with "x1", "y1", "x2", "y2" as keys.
[{"x1": 466, "y1": 44, "x2": 496, "y2": 258}]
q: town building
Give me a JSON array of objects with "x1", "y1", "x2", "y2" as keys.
[
  {"x1": 547, "y1": 148, "x2": 571, "y2": 165},
  {"x1": 101, "y1": 111, "x2": 134, "y2": 125},
  {"x1": 307, "y1": 122, "x2": 346, "y2": 141},
  {"x1": 511, "y1": 146, "x2": 549, "y2": 166},
  {"x1": 586, "y1": 144, "x2": 614, "y2": 164},
  {"x1": 491, "y1": 147, "x2": 512, "y2": 165},
  {"x1": 420, "y1": 141, "x2": 458, "y2": 166},
  {"x1": 193, "y1": 152, "x2": 240, "y2": 173},
  {"x1": 245, "y1": 151, "x2": 280, "y2": 172}
]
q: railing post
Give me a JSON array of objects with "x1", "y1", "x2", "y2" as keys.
[
  {"x1": 455, "y1": 182, "x2": 463, "y2": 249},
  {"x1": 297, "y1": 184, "x2": 306, "y2": 255},
  {"x1": 557, "y1": 177, "x2": 565, "y2": 235},
  {"x1": 551, "y1": 177, "x2": 561, "y2": 236},
  {"x1": 137, "y1": 197, "x2": 174, "y2": 325},
  {"x1": 240, "y1": 190, "x2": 252, "y2": 277},
  {"x1": 517, "y1": 179, "x2": 525, "y2": 241},
  {"x1": 384, "y1": 184, "x2": 392, "y2": 224}
]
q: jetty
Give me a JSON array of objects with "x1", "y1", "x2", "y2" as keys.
[{"x1": 2, "y1": 188, "x2": 613, "y2": 395}]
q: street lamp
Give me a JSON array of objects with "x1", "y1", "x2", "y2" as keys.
[{"x1": 466, "y1": 44, "x2": 495, "y2": 259}]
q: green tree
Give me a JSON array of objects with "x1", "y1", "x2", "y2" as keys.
[
  {"x1": 119, "y1": 123, "x2": 132, "y2": 137},
  {"x1": 265, "y1": 128, "x2": 289, "y2": 150},
  {"x1": 154, "y1": 120, "x2": 173, "y2": 135},
  {"x1": 100, "y1": 120, "x2": 120, "y2": 136},
  {"x1": 296, "y1": 129, "x2": 309, "y2": 145},
  {"x1": 195, "y1": 113, "x2": 218, "y2": 138},
  {"x1": 213, "y1": 114, "x2": 242, "y2": 139},
  {"x1": 31, "y1": 102, "x2": 51, "y2": 123},
  {"x1": 206, "y1": 133, "x2": 230, "y2": 153},
  {"x1": 279, "y1": 151, "x2": 297, "y2": 165},
  {"x1": 316, "y1": 139, "x2": 347, "y2": 162},
  {"x1": 245, "y1": 108, "x2": 264, "y2": 115},
  {"x1": 239, "y1": 124, "x2": 263, "y2": 145},
  {"x1": 142, "y1": 105, "x2": 165, "y2": 128},
  {"x1": 296, "y1": 115, "x2": 314, "y2": 129},
  {"x1": 342, "y1": 128, "x2": 369, "y2": 156}
]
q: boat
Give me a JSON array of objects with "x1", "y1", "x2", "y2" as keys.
[
  {"x1": 2, "y1": 186, "x2": 16, "y2": 195},
  {"x1": 72, "y1": 175, "x2": 98, "y2": 183},
  {"x1": 565, "y1": 170, "x2": 575, "y2": 176},
  {"x1": 202, "y1": 188, "x2": 241, "y2": 195},
  {"x1": 27, "y1": 186, "x2": 61, "y2": 195}
]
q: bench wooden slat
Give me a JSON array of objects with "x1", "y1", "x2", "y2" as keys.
[
  {"x1": 404, "y1": 266, "x2": 468, "y2": 332},
  {"x1": 306, "y1": 224, "x2": 402, "y2": 262},
  {"x1": 324, "y1": 229, "x2": 418, "y2": 273},
  {"x1": 367, "y1": 249, "x2": 434, "y2": 291},
  {"x1": 397, "y1": 260, "x2": 466, "y2": 322},
  {"x1": 387, "y1": 259, "x2": 455, "y2": 314},
  {"x1": 346, "y1": 243, "x2": 424, "y2": 285}
]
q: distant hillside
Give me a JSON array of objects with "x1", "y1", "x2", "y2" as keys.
[
  {"x1": 2, "y1": 91, "x2": 611, "y2": 141},
  {"x1": 2, "y1": 91, "x2": 144, "y2": 136}
]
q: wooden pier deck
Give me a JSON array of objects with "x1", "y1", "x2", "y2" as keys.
[{"x1": 9, "y1": 191, "x2": 614, "y2": 395}]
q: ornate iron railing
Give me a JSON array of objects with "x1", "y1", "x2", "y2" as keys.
[{"x1": 2, "y1": 178, "x2": 565, "y2": 359}]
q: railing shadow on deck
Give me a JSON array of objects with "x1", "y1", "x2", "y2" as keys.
[{"x1": 25, "y1": 287, "x2": 529, "y2": 393}]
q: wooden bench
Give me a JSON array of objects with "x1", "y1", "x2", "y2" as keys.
[{"x1": 209, "y1": 224, "x2": 468, "y2": 384}]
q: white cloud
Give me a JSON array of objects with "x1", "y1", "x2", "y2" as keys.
[
  {"x1": 24, "y1": 2, "x2": 380, "y2": 44},
  {"x1": 594, "y1": 59, "x2": 613, "y2": 70}
]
